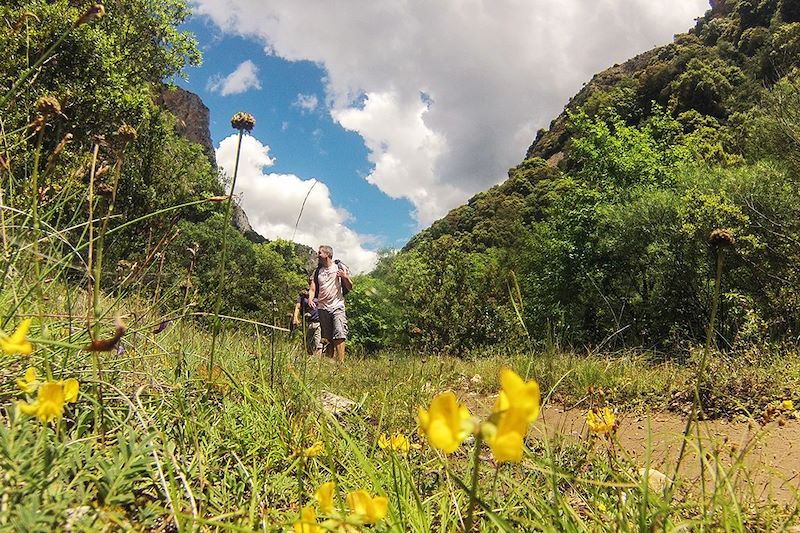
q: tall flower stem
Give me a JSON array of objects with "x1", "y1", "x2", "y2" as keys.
[
  {"x1": 667, "y1": 233, "x2": 731, "y2": 521},
  {"x1": 463, "y1": 433, "x2": 483, "y2": 532},
  {"x1": 208, "y1": 117, "x2": 249, "y2": 388},
  {"x1": 86, "y1": 141, "x2": 106, "y2": 439},
  {"x1": 29, "y1": 124, "x2": 48, "y2": 375}
]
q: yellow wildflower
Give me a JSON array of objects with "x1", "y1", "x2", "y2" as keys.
[
  {"x1": 1, "y1": 318, "x2": 33, "y2": 355},
  {"x1": 303, "y1": 441, "x2": 324, "y2": 458},
  {"x1": 782, "y1": 400, "x2": 794, "y2": 411},
  {"x1": 378, "y1": 432, "x2": 410, "y2": 454},
  {"x1": 293, "y1": 506, "x2": 320, "y2": 533},
  {"x1": 16, "y1": 367, "x2": 40, "y2": 394},
  {"x1": 483, "y1": 408, "x2": 529, "y2": 463},
  {"x1": 346, "y1": 490, "x2": 388, "y2": 524},
  {"x1": 18, "y1": 378, "x2": 79, "y2": 423},
  {"x1": 417, "y1": 391, "x2": 474, "y2": 453},
  {"x1": 390, "y1": 433, "x2": 410, "y2": 454},
  {"x1": 315, "y1": 481, "x2": 336, "y2": 515},
  {"x1": 587, "y1": 407, "x2": 616, "y2": 434},
  {"x1": 494, "y1": 368, "x2": 540, "y2": 422}
]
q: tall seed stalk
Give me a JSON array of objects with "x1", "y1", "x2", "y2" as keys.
[
  {"x1": 208, "y1": 112, "x2": 254, "y2": 388},
  {"x1": 666, "y1": 228, "x2": 736, "y2": 522}
]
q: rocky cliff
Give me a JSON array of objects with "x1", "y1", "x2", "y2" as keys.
[
  {"x1": 158, "y1": 86, "x2": 217, "y2": 167},
  {"x1": 158, "y1": 86, "x2": 272, "y2": 243}
]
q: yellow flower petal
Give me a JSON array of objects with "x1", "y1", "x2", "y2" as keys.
[
  {"x1": 378, "y1": 433, "x2": 391, "y2": 450},
  {"x1": 370, "y1": 496, "x2": 389, "y2": 522},
  {"x1": 18, "y1": 400, "x2": 39, "y2": 415},
  {"x1": 587, "y1": 407, "x2": 616, "y2": 433},
  {"x1": 314, "y1": 481, "x2": 336, "y2": 515},
  {"x1": 391, "y1": 433, "x2": 410, "y2": 454},
  {"x1": 417, "y1": 391, "x2": 473, "y2": 453},
  {"x1": 346, "y1": 490, "x2": 388, "y2": 524},
  {"x1": 37, "y1": 382, "x2": 66, "y2": 423},
  {"x1": 293, "y1": 506, "x2": 320, "y2": 533},
  {"x1": 0, "y1": 318, "x2": 33, "y2": 355},
  {"x1": 485, "y1": 408, "x2": 529, "y2": 463},
  {"x1": 16, "y1": 367, "x2": 40, "y2": 394},
  {"x1": 494, "y1": 368, "x2": 540, "y2": 422},
  {"x1": 63, "y1": 378, "x2": 79, "y2": 403}
]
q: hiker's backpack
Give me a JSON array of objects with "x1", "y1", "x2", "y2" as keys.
[{"x1": 313, "y1": 259, "x2": 350, "y2": 298}]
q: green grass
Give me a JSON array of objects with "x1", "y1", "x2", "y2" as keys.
[{"x1": 2, "y1": 295, "x2": 800, "y2": 531}]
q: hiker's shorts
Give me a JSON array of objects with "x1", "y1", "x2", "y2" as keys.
[{"x1": 319, "y1": 307, "x2": 348, "y2": 340}]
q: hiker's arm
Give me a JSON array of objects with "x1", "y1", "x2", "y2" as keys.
[
  {"x1": 308, "y1": 280, "x2": 317, "y2": 309},
  {"x1": 292, "y1": 302, "x2": 301, "y2": 325}
]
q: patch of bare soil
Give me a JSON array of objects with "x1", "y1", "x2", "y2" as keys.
[{"x1": 462, "y1": 391, "x2": 800, "y2": 504}]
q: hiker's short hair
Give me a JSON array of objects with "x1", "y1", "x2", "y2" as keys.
[{"x1": 319, "y1": 245, "x2": 333, "y2": 258}]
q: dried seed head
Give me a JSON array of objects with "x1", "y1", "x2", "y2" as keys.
[
  {"x1": 28, "y1": 116, "x2": 46, "y2": 134},
  {"x1": 93, "y1": 164, "x2": 110, "y2": 179},
  {"x1": 84, "y1": 317, "x2": 125, "y2": 352},
  {"x1": 12, "y1": 12, "x2": 41, "y2": 32},
  {"x1": 231, "y1": 112, "x2": 255, "y2": 132},
  {"x1": 75, "y1": 3, "x2": 105, "y2": 27},
  {"x1": 45, "y1": 133, "x2": 74, "y2": 172},
  {"x1": 95, "y1": 182, "x2": 114, "y2": 196},
  {"x1": 709, "y1": 228, "x2": 736, "y2": 248},
  {"x1": 116, "y1": 124, "x2": 137, "y2": 144},
  {"x1": 35, "y1": 96, "x2": 61, "y2": 118}
]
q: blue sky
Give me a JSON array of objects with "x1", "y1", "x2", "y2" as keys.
[
  {"x1": 177, "y1": 21, "x2": 416, "y2": 253},
  {"x1": 179, "y1": 0, "x2": 709, "y2": 272}
]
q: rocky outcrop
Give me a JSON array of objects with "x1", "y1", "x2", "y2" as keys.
[
  {"x1": 159, "y1": 86, "x2": 275, "y2": 244},
  {"x1": 158, "y1": 86, "x2": 217, "y2": 167},
  {"x1": 232, "y1": 203, "x2": 267, "y2": 243}
]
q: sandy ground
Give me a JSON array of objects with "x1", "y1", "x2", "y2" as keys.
[{"x1": 462, "y1": 391, "x2": 800, "y2": 504}]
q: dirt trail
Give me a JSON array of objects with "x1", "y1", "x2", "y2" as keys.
[{"x1": 464, "y1": 393, "x2": 800, "y2": 504}]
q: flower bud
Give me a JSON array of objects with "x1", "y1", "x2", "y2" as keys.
[
  {"x1": 709, "y1": 228, "x2": 735, "y2": 248},
  {"x1": 116, "y1": 124, "x2": 137, "y2": 144},
  {"x1": 75, "y1": 3, "x2": 105, "y2": 27},
  {"x1": 231, "y1": 112, "x2": 255, "y2": 132},
  {"x1": 35, "y1": 96, "x2": 61, "y2": 118}
]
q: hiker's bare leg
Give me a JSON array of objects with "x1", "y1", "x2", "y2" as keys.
[{"x1": 333, "y1": 339, "x2": 345, "y2": 362}]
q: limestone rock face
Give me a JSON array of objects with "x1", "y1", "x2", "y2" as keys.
[
  {"x1": 232, "y1": 203, "x2": 267, "y2": 243},
  {"x1": 158, "y1": 86, "x2": 217, "y2": 167}
]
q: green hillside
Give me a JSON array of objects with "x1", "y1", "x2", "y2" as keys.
[{"x1": 357, "y1": 0, "x2": 800, "y2": 353}]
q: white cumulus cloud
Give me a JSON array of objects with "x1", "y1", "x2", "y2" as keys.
[
  {"x1": 216, "y1": 134, "x2": 378, "y2": 273},
  {"x1": 207, "y1": 59, "x2": 262, "y2": 96},
  {"x1": 194, "y1": 0, "x2": 709, "y2": 226}
]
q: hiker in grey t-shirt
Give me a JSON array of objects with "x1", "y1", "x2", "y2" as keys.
[{"x1": 308, "y1": 245, "x2": 352, "y2": 362}]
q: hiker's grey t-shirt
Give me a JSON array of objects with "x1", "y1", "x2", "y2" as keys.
[{"x1": 317, "y1": 263, "x2": 345, "y2": 311}]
